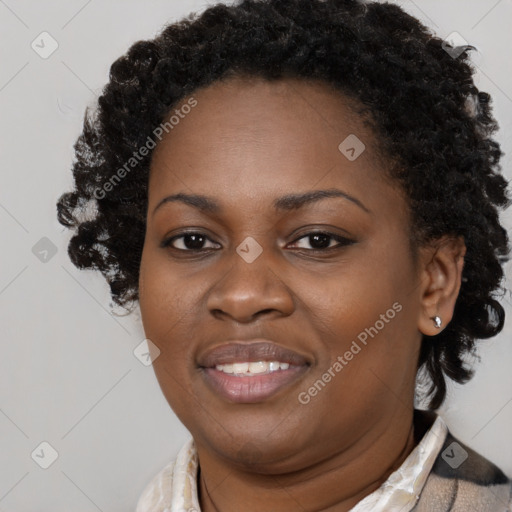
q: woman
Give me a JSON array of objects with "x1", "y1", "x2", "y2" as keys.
[{"x1": 56, "y1": 0, "x2": 512, "y2": 510}]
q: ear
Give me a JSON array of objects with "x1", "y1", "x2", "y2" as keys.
[{"x1": 417, "y1": 236, "x2": 466, "y2": 336}]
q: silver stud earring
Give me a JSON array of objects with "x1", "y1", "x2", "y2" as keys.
[{"x1": 432, "y1": 316, "x2": 442, "y2": 328}]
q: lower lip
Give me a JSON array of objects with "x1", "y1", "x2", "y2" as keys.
[{"x1": 201, "y1": 366, "x2": 308, "y2": 403}]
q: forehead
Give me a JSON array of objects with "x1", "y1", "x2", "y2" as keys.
[
  {"x1": 147, "y1": 76, "x2": 401, "y2": 216},
  {"x1": 152, "y1": 75, "x2": 375, "y2": 158}
]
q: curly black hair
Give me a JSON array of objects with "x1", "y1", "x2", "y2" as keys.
[{"x1": 56, "y1": 0, "x2": 510, "y2": 410}]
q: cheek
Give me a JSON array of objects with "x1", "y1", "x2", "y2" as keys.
[
  {"x1": 139, "y1": 249, "x2": 189, "y2": 363},
  {"x1": 308, "y1": 253, "x2": 406, "y2": 340},
  {"x1": 306, "y1": 239, "x2": 418, "y2": 383},
  {"x1": 138, "y1": 247, "x2": 218, "y2": 387},
  {"x1": 139, "y1": 243, "x2": 196, "y2": 324},
  {"x1": 139, "y1": 257, "x2": 197, "y2": 411}
]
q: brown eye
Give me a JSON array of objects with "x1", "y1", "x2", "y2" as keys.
[
  {"x1": 161, "y1": 232, "x2": 220, "y2": 251},
  {"x1": 289, "y1": 231, "x2": 355, "y2": 251}
]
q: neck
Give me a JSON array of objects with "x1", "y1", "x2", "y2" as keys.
[{"x1": 197, "y1": 408, "x2": 424, "y2": 512}]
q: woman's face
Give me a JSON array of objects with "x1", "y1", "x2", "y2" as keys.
[{"x1": 139, "y1": 76, "x2": 426, "y2": 471}]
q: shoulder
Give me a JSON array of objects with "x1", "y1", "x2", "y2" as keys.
[
  {"x1": 415, "y1": 431, "x2": 512, "y2": 511},
  {"x1": 432, "y1": 432, "x2": 510, "y2": 487}
]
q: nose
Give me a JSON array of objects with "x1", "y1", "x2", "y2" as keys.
[{"x1": 206, "y1": 246, "x2": 295, "y2": 323}]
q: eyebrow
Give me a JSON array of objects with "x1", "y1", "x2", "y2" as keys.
[{"x1": 152, "y1": 188, "x2": 371, "y2": 216}]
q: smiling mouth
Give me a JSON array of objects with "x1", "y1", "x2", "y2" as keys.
[{"x1": 198, "y1": 341, "x2": 311, "y2": 403}]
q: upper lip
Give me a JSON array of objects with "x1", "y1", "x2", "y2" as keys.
[{"x1": 198, "y1": 340, "x2": 310, "y2": 368}]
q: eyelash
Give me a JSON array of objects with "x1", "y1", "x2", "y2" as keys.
[{"x1": 160, "y1": 231, "x2": 355, "y2": 254}]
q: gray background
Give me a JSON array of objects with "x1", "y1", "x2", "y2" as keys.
[{"x1": 0, "y1": 0, "x2": 511, "y2": 510}]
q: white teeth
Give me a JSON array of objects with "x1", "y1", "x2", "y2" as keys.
[
  {"x1": 215, "y1": 361, "x2": 291, "y2": 376},
  {"x1": 248, "y1": 361, "x2": 267, "y2": 374},
  {"x1": 232, "y1": 362, "x2": 249, "y2": 374},
  {"x1": 218, "y1": 363, "x2": 234, "y2": 374},
  {"x1": 268, "y1": 361, "x2": 280, "y2": 371}
]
